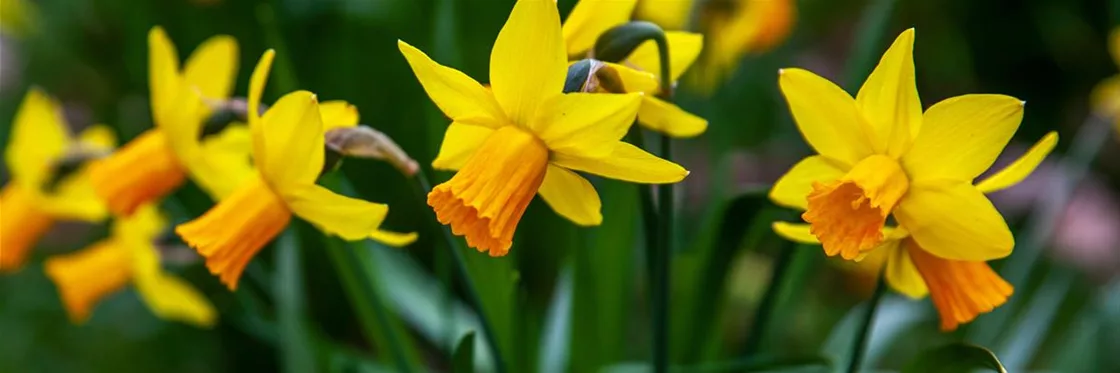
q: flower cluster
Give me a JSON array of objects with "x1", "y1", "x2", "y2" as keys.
[{"x1": 0, "y1": 0, "x2": 1059, "y2": 341}]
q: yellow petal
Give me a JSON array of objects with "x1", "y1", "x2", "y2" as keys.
[
  {"x1": 5, "y1": 88, "x2": 70, "y2": 189},
  {"x1": 134, "y1": 270, "x2": 218, "y2": 327},
  {"x1": 432, "y1": 122, "x2": 494, "y2": 171},
  {"x1": 537, "y1": 165, "x2": 602, "y2": 226},
  {"x1": 550, "y1": 142, "x2": 687, "y2": 183},
  {"x1": 248, "y1": 50, "x2": 276, "y2": 160},
  {"x1": 320, "y1": 100, "x2": 360, "y2": 131},
  {"x1": 603, "y1": 62, "x2": 659, "y2": 93},
  {"x1": 258, "y1": 91, "x2": 325, "y2": 189},
  {"x1": 637, "y1": 96, "x2": 707, "y2": 138},
  {"x1": 189, "y1": 125, "x2": 254, "y2": 200},
  {"x1": 531, "y1": 92, "x2": 641, "y2": 159},
  {"x1": 78, "y1": 125, "x2": 117, "y2": 150},
  {"x1": 894, "y1": 181, "x2": 1013, "y2": 261},
  {"x1": 627, "y1": 31, "x2": 703, "y2": 82},
  {"x1": 768, "y1": 155, "x2": 846, "y2": 210},
  {"x1": 397, "y1": 40, "x2": 505, "y2": 127},
  {"x1": 975, "y1": 131, "x2": 1058, "y2": 194},
  {"x1": 369, "y1": 230, "x2": 419, "y2": 247},
  {"x1": 903, "y1": 94, "x2": 1024, "y2": 183},
  {"x1": 148, "y1": 27, "x2": 181, "y2": 127},
  {"x1": 40, "y1": 171, "x2": 109, "y2": 222},
  {"x1": 634, "y1": 0, "x2": 690, "y2": 30},
  {"x1": 562, "y1": 0, "x2": 637, "y2": 56},
  {"x1": 884, "y1": 242, "x2": 928, "y2": 299},
  {"x1": 856, "y1": 28, "x2": 920, "y2": 157},
  {"x1": 778, "y1": 68, "x2": 874, "y2": 166},
  {"x1": 131, "y1": 238, "x2": 216, "y2": 327},
  {"x1": 117, "y1": 203, "x2": 167, "y2": 241},
  {"x1": 490, "y1": 0, "x2": 567, "y2": 125},
  {"x1": 182, "y1": 35, "x2": 238, "y2": 100},
  {"x1": 772, "y1": 221, "x2": 819, "y2": 244},
  {"x1": 285, "y1": 184, "x2": 389, "y2": 241},
  {"x1": 159, "y1": 79, "x2": 206, "y2": 161}
]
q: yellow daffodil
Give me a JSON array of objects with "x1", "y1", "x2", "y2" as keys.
[
  {"x1": 776, "y1": 132, "x2": 1058, "y2": 330},
  {"x1": 1, "y1": 88, "x2": 115, "y2": 271},
  {"x1": 45, "y1": 204, "x2": 217, "y2": 326},
  {"x1": 635, "y1": 0, "x2": 796, "y2": 91},
  {"x1": 176, "y1": 50, "x2": 409, "y2": 290},
  {"x1": 1090, "y1": 28, "x2": 1120, "y2": 132},
  {"x1": 768, "y1": 29, "x2": 1058, "y2": 330},
  {"x1": 398, "y1": 0, "x2": 688, "y2": 256},
  {"x1": 562, "y1": 0, "x2": 707, "y2": 137},
  {"x1": 88, "y1": 26, "x2": 251, "y2": 216}
]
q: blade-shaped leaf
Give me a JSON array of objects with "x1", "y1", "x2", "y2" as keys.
[
  {"x1": 903, "y1": 343, "x2": 1007, "y2": 373},
  {"x1": 454, "y1": 331, "x2": 476, "y2": 373}
]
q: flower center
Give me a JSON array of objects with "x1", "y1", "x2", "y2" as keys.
[
  {"x1": 0, "y1": 184, "x2": 55, "y2": 271},
  {"x1": 428, "y1": 126, "x2": 549, "y2": 256},
  {"x1": 803, "y1": 154, "x2": 909, "y2": 260},
  {"x1": 44, "y1": 240, "x2": 132, "y2": 323},
  {"x1": 88, "y1": 130, "x2": 187, "y2": 216},
  {"x1": 175, "y1": 176, "x2": 291, "y2": 290},
  {"x1": 906, "y1": 240, "x2": 1013, "y2": 331}
]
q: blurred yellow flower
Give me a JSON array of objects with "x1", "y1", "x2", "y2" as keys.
[
  {"x1": 88, "y1": 26, "x2": 249, "y2": 216},
  {"x1": 1, "y1": 88, "x2": 114, "y2": 271},
  {"x1": 0, "y1": 0, "x2": 38, "y2": 37},
  {"x1": 45, "y1": 204, "x2": 217, "y2": 327},
  {"x1": 768, "y1": 28, "x2": 1060, "y2": 330},
  {"x1": 175, "y1": 51, "x2": 411, "y2": 290},
  {"x1": 635, "y1": 0, "x2": 796, "y2": 90},
  {"x1": 399, "y1": 0, "x2": 688, "y2": 256},
  {"x1": 562, "y1": 0, "x2": 707, "y2": 137},
  {"x1": 1090, "y1": 28, "x2": 1120, "y2": 133}
]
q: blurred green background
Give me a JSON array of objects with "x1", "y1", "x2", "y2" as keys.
[{"x1": 2, "y1": 0, "x2": 1120, "y2": 372}]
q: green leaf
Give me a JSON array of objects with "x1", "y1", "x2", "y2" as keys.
[
  {"x1": 275, "y1": 228, "x2": 316, "y2": 373},
  {"x1": 453, "y1": 331, "x2": 476, "y2": 373},
  {"x1": 598, "y1": 355, "x2": 831, "y2": 373},
  {"x1": 903, "y1": 343, "x2": 1007, "y2": 373},
  {"x1": 320, "y1": 176, "x2": 424, "y2": 373},
  {"x1": 841, "y1": 0, "x2": 899, "y2": 92},
  {"x1": 569, "y1": 180, "x2": 638, "y2": 372}
]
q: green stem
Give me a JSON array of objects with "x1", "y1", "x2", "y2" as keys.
[
  {"x1": 414, "y1": 171, "x2": 509, "y2": 373},
  {"x1": 652, "y1": 32, "x2": 674, "y2": 373},
  {"x1": 741, "y1": 241, "x2": 795, "y2": 356},
  {"x1": 847, "y1": 271, "x2": 887, "y2": 373}
]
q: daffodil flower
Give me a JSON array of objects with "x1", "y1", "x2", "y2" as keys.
[
  {"x1": 88, "y1": 27, "x2": 250, "y2": 216},
  {"x1": 176, "y1": 51, "x2": 408, "y2": 290},
  {"x1": 635, "y1": 0, "x2": 795, "y2": 91},
  {"x1": 45, "y1": 204, "x2": 217, "y2": 327},
  {"x1": 562, "y1": 0, "x2": 707, "y2": 137},
  {"x1": 1090, "y1": 28, "x2": 1120, "y2": 132},
  {"x1": 768, "y1": 29, "x2": 1059, "y2": 330},
  {"x1": 1, "y1": 88, "x2": 115, "y2": 271},
  {"x1": 399, "y1": 0, "x2": 688, "y2": 256}
]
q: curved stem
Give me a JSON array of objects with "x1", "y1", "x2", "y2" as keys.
[
  {"x1": 847, "y1": 271, "x2": 887, "y2": 373},
  {"x1": 414, "y1": 172, "x2": 509, "y2": 373},
  {"x1": 652, "y1": 32, "x2": 674, "y2": 373}
]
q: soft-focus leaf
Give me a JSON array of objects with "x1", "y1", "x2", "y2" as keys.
[
  {"x1": 275, "y1": 228, "x2": 316, "y2": 373},
  {"x1": 902, "y1": 343, "x2": 1007, "y2": 373},
  {"x1": 453, "y1": 331, "x2": 476, "y2": 373}
]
